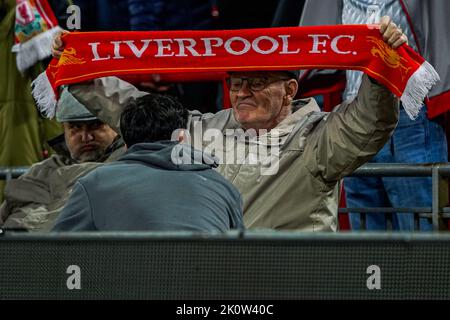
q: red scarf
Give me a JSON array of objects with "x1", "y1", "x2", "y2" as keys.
[
  {"x1": 13, "y1": 0, "x2": 61, "y2": 72},
  {"x1": 32, "y1": 25, "x2": 439, "y2": 119}
]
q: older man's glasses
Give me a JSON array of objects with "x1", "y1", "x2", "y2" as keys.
[{"x1": 226, "y1": 77, "x2": 289, "y2": 92}]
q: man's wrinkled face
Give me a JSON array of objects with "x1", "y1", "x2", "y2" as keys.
[
  {"x1": 228, "y1": 71, "x2": 298, "y2": 131},
  {"x1": 64, "y1": 120, "x2": 117, "y2": 162}
]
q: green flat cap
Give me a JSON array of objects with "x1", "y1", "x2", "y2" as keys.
[{"x1": 56, "y1": 87, "x2": 97, "y2": 122}]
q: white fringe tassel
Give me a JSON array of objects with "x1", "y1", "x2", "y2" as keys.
[
  {"x1": 12, "y1": 26, "x2": 62, "y2": 73},
  {"x1": 401, "y1": 60, "x2": 440, "y2": 120},
  {"x1": 31, "y1": 71, "x2": 57, "y2": 119}
]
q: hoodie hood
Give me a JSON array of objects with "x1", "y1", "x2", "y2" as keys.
[{"x1": 119, "y1": 141, "x2": 217, "y2": 171}]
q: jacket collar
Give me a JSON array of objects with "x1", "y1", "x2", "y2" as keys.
[
  {"x1": 267, "y1": 98, "x2": 321, "y2": 138},
  {"x1": 230, "y1": 98, "x2": 322, "y2": 147}
]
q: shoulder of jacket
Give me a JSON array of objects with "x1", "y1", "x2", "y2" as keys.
[{"x1": 18, "y1": 154, "x2": 72, "y2": 179}]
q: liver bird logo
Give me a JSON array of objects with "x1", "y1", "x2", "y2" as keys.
[
  {"x1": 57, "y1": 48, "x2": 86, "y2": 66},
  {"x1": 49, "y1": 48, "x2": 86, "y2": 78},
  {"x1": 367, "y1": 36, "x2": 411, "y2": 81}
]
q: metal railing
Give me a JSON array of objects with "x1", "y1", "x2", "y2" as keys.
[
  {"x1": 0, "y1": 167, "x2": 29, "y2": 180},
  {"x1": 1, "y1": 163, "x2": 450, "y2": 231},
  {"x1": 339, "y1": 163, "x2": 450, "y2": 231}
]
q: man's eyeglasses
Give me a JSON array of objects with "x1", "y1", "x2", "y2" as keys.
[{"x1": 226, "y1": 77, "x2": 289, "y2": 92}]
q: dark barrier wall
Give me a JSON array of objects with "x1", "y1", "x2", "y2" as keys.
[{"x1": 1, "y1": 231, "x2": 450, "y2": 299}]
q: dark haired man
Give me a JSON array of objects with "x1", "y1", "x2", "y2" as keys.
[{"x1": 53, "y1": 94, "x2": 243, "y2": 232}]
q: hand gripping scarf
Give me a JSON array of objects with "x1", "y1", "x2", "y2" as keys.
[
  {"x1": 32, "y1": 25, "x2": 439, "y2": 120},
  {"x1": 12, "y1": 0, "x2": 61, "y2": 72}
]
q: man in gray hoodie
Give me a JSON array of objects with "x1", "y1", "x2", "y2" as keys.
[{"x1": 53, "y1": 93, "x2": 243, "y2": 232}]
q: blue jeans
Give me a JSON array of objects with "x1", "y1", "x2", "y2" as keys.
[{"x1": 345, "y1": 106, "x2": 448, "y2": 231}]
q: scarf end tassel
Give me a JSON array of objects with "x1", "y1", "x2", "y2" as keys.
[
  {"x1": 32, "y1": 70, "x2": 57, "y2": 119},
  {"x1": 401, "y1": 61, "x2": 440, "y2": 120},
  {"x1": 12, "y1": 26, "x2": 62, "y2": 73}
]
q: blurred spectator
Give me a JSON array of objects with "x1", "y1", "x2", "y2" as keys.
[
  {"x1": 0, "y1": 0, "x2": 62, "y2": 203},
  {"x1": 300, "y1": 0, "x2": 449, "y2": 231}
]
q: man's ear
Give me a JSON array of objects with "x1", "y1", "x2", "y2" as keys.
[
  {"x1": 177, "y1": 129, "x2": 187, "y2": 143},
  {"x1": 284, "y1": 80, "x2": 299, "y2": 105}
]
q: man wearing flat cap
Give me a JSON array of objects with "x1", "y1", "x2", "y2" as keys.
[{"x1": 0, "y1": 88, "x2": 124, "y2": 232}]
